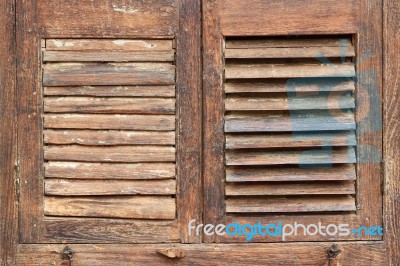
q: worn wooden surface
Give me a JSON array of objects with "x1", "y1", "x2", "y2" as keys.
[
  {"x1": 384, "y1": 0, "x2": 400, "y2": 263},
  {"x1": 0, "y1": 0, "x2": 17, "y2": 264}
]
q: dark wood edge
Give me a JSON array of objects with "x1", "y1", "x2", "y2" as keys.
[
  {"x1": 0, "y1": 0, "x2": 17, "y2": 264},
  {"x1": 15, "y1": 242, "x2": 387, "y2": 265},
  {"x1": 383, "y1": 0, "x2": 400, "y2": 264},
  {"x1": 176, "y1": 0, "x2": 203, "y2": 243}
]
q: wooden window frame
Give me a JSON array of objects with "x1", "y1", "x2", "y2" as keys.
[{"x1": 0, "y1": 0, "x2": 399, "y2": 264}]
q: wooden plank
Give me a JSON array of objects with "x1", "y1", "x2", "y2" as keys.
[
  {"x1": 15, "y1": 243, "x2": 388, "y2": 266},
  {"x1": 226, "y1": 164, "x2": 356, "y2": 182},
  {"x1": 225, "y1": 94, "x2": 355, "y2": 111},
  {"x1": 224, "y1": 79, "x2": 355, "y2": 93},
  {"x1": 225, "y1": 131, "x2": 357, "y2": 149},
  {"x1": 225, "y1": 181, "x2": 355, "y2": 196},
  {"x1": 44, "y1": 114, "x2": 175, "y2": 130},
  {"x1": 226, "y1": 37, "x2": 352, "y2": 49},
  {"x1": 226, "y1": 147, "x2": 356, "y2": 165},
  {"x1": 44, "y1": 97, "x2": 176, "y2": 114},
  {"x1": 44, "y1": 85, "x2": 176, "y2": 97},
  {"x1": 225, "y1": 63, "x2": 356, "y2": 79},
  {"x1": 45, "y1": 179, "x2": 176, "y2": 196},
  {"x1": 43, "y1": 50, "x2": 174, "y2": 62},
  {"x1": 226, "y1": 196, "x2": 356, "y2": 213},
  {"x1": 43, "y1": 63, "x2": 175, "y2": 86},
  {"x1": 218, "y1": 0, "x2": 359, "y2": 36},
  {"x1": 38, "y1": 0, "x2": 179, "y2": 37},
  {"x1": 46, "y1": 39, "x2": 173, "y2": 51},
  {"x1": 44, "y1": 130, "x2": 175, "y2": 146},
  {"x1": 44, "y1": 196, "x2": 176, "y2": 219},
  {"x1": 45, "y1": 162, "x2": 175, "y2": 180},
  {"x1": 225, "y1": 46, "x2": 355, "y2": 59},
  {"x1": 225, "y1": 113, "x2": 356, "y2": 132},
  {"x1": 44, "y1": 145, "x2": 176, "y2": 163}
]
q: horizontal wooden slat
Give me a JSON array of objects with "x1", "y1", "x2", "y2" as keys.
[
  {"x1": 225, "y1": 196, "x2": 356, "y2": 213},
  {"x1": 225, "y1": 46, "x2": 355, "y2": 59},
  {"x1": 226, "y1": 165, "x2": 356, "y2": 182},
  {"x1": 44, "y1": 97, "x2": 175, "y2": 114},
  {"x1": 45, "y1": 179, "x2": 176, "y2": 196},
  {"x1": 225, "y1": 181, "x2": 355, "y2": 196},
  {"x1": 225, "y1": 113, "x2": 356, "y2": 132},
  {"x1": 225, "y1": 63, "x2": 355, "y2": 79},
  {"x1": 44, "y1": 86, "x2": 175, "y2": 97},
  {"x1": 224, "y1": 79, "x2": 355, "y2": 93},
  {"x1": 46, "y1": 39, "x2": 173, "y2": 51},
  {"x1": 43, "y1": 51, "x2": 174, "y2": 62},
  {"x1": 225, "y1": 94, "x2": 354, "y2": 111},
  {"x1": 44, "y1": 146, "x2": 176, "y2": 163},
  {"x1": 44, "y1": 196, "x2": 176, "y2": 219},
  {"x1": 225, "y1": 132, "x2": 356, "y2": 149},
  {"x1": 226, "y1": 38, "x2": 352, "y2": 49},
  {"x1": 44, "y1": 114, "x2": 175, "y2": 130},
  {"x1": 44, "y1": 130, "x2": 175, "y2": 146},
  {"x1": 45, "y1": 162, "x2": 175, "y2": 180},
  {"x1": 43, "y1": 63, "x2": 175, "y2": 86},
  {"x1": 226, "y1": 147, "x2": 356, "y2": 165}
]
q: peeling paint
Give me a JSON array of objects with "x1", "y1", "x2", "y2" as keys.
[{"x1": 112, "y1": 4, "x2": 138, "y2": 14}]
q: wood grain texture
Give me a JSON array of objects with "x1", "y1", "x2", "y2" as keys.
[
  {"x1": 225, "y1": 79, "x2": 355, "y2": 93},
  {"x1": 45, "y1": 179, "x2": 176, "y2": 196},
  {"x1": 225, "y1": 63, "x2": 356, "y2": 79},
  {"x1": 45, "y1": 162, "x2": 176, "y2": 180},
  {"x1": 46, "y1": 39, "x2": 173, "y2": 51},
  {"x1": 43, "y1": 63, "x2": 175, "y2": 86},
  {"x1": 226, "y1": 196, "x2": 356, "y2": 213},
  {"x1": 218, "y1": 0, "x2": 359, "y2": 36},
  {"x1": 384, "y1": 0, "x2": 400, "y2": 262},
  {"x1": 44, "y1": 97, "x2": 176, "y2": 114},
  {"x1": 15, "y1": 242, "x2": 387, "y2": 265},
  {"x1": 44, "y1": 114, "x2": 175, "y2": 130},
  {"x1": 0, "y1": 0, "x2": 16, "y2": 262},
  {"x1": 44, "y1": 130, "x2": 175, "y2": 145},
  {"x1": 226, "y1": 132, "x2": 357, "y2": 149},
  {"x1": 43, "y1": 50, "x2": 174, "y2": 62},
  {"x1": 44, "y1": 145, "x2": 176, "y2": 162},
  {"x1": 44, "y1": 196, "x2": 176, "y2": 219},
  {"x1": 226, "y1": 181, "x2": 355, "y2": 196},
  {"x1": 226, "y1": 147, "x2": 356, "y2": 166},
  {"x1": 226, "y1": 164, "x2": 356, "y2": 182},
  {"x1": 38, "y1": 0, "x2": 179, "y2": 37},
  {"x1": 44, "y1": 85, "x2": 176, "y2": 97}
]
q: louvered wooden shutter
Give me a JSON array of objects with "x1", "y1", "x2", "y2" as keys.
[{"x1": 224, "y1": 36, "x2": 357, "y2": 214}]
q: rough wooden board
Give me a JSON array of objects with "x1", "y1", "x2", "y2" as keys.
[
  {"x1": 45, "y1": 179, "x2": 176, "y2": 196},
  {"x1": 44, "y1": 130, "x2": 176, "y2": 145},
  {"x1": 44, "y1": 145, "x2": 176, "y2": 163},
  {"x1": 45, "y1": 162, "x2": 176, "y2": 180},
  {"x1": 226, "y1": 164, "x2": 356, "y2": 182},
  {"x1": 226, "y1": 196, "x2": 356, "y2": 213},
  {"x1": 46, "y1": 39, "x2": 173, "y2": 51},
  {"x1": 44, "y1": 114, "x2": 176, "y2": 130},
  {"x1": 44, "y1": 97, "x2": 176, "y2": 114},
  {"x1": 43, "y1": 63, "x2": 176, "y2": 86},
  {"x1": 44, "y1": 196, "x2": 176, "y2": 219},
  {"x1": 44, "y1": 85, "x2": 176, "y2": 97}
]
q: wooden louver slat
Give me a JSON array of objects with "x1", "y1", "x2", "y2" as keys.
[
  {"x1": 42, "y1": 38, "x2": 177, "y2": 220},
  {"x1": 224, "y1": 36, "x2": 357, "y2": 214}
]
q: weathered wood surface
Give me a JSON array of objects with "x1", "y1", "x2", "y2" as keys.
[
  {"x1": 45, "y1": 162, "x2": 175, "y2": 180},
  {"x1": 43, "y1": 51, "x2": 174, "y2": 62},
  {"x1": 44, "y1": 196, "x2": 176, "y2": 219},
  {"x1": 45, "y1": 179, "x2": 176, "y2": 195},
  {"x1": 226, "y1": 164, "x2": 356, "y2": 182},
  {"x1": 226, "y1": 196, "x2": 356, "y2": 213}
]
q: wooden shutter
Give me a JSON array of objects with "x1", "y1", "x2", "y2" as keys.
[
  {"x1": 203, "y1": 0, "x2": 383, "y2": 243},
  {"x1": 17, "y1": 0, "x2": 202, "y2": 244}
]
